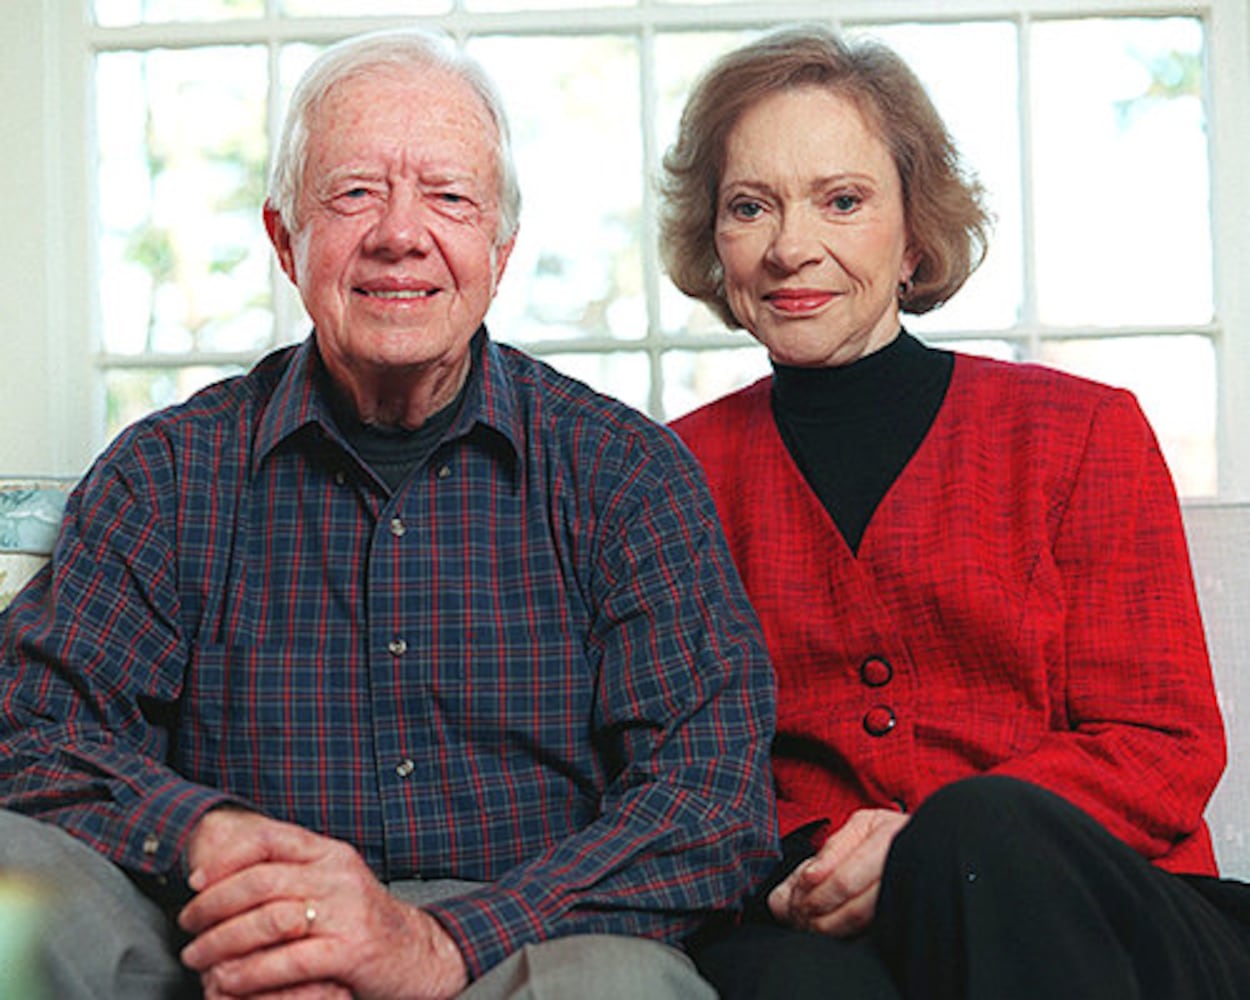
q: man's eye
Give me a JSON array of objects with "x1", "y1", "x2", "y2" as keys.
[{"x1": 330, "y1": 187, "x2": 374, "y2": 209}]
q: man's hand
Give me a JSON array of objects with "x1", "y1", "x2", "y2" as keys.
[
  {"x1": 179, "y1": 809, "x2": 469, "y2": 999},
  {"x1": 767, "y1": 808, "x2": 909, "y2": 937}
]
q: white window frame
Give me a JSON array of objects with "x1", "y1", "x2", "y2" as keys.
[{"x1": 5, "y1": 0, "x2": 1250, "y2": 498}]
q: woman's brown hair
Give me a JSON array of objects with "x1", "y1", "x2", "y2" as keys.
[{"x1": 658, "y1": 24, "x2": 990, "y2": 328}]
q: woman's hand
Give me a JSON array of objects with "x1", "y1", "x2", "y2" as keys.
[
  {"x1": 179, "y1": 808, "x2": 468, "y2": 999},
  {"x1": 768, "y1": 808, "x2": 909, "y2": 936}
]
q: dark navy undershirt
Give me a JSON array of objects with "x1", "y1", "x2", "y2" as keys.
[
  {"x1": 770, "y1": 330, "x2": 954, "y2": 553},
  {"x1": 330, "y1": 361, "x2": 472, "y2": 494}
]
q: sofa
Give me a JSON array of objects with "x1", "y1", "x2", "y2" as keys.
[{"x1": 2, "y1": 478, "x2": 1248, "y2": 880}]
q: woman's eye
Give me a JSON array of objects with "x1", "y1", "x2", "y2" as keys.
[
  {"x1": 831, "y1": 192, "x2": 860, "y2": 212},
  {"x1": 730, "y1": 200, "x2": 764, "y2": 220}
]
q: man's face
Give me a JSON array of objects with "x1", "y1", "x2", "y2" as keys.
[{"x1": 266, "y1": 66, "x2": 514, "y2": 403}]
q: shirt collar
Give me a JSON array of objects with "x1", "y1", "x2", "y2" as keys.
[{"x1": 252, "y1": 328, "x2": 523, "y2": 478}]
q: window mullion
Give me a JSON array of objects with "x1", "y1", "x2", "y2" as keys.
[{"x1": 1016, "y1": 13, "x2": 1041, "y2": 357}]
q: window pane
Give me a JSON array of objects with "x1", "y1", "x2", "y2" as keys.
[
  {"x1": 281, "y1": 0, "x2": 449, "y2": 13},
  {"x1": 96, "y1": 48, "x2": 271, "y2": 357},
  {"x1": 654, "y1": 30, "x2": 758, "y2": 337},
  {"x1": 926, "y1": 337, "x2": 1021, "y2": 364},
  {"x1": 469, "y1": 35, "x2": 644, "y2": 345},
  {"x1": 1031, "y1": 18, "x2": 1210, "y2": 326},
  {"x1": 104, "y1": 365, "x2": 244, "y2": 439},
  {"x1": 1038, "y1": 335, "x2": 1216, "y2": 497},
  {"x1": 94, "y1": 0, "x2": 262, "y2": 26},
  {"x1": 661, "y1": 345, "x2": 769, "y2": 422},
  {"x1": 865, "y1": 21, "x2": 1022, "y2": 334},
  {"x1": 467, "y1": 0, "x2": 632, "y2": 9},
  {"x1": 543, "y1": 352, "x2": 650, "y2": 413}
]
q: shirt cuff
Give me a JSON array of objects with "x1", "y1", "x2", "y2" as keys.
[{"x1": 422, "y1": 886, "x2": 548, "y2": 980}]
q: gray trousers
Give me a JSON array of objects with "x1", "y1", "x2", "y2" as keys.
[{"x1": 0, "y1": 810, "x2": 715, "y2": 1000}]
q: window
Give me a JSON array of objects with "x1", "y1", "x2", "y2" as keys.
[{"x1": 15, "y1": 1, "x2": 1250, "y2": 498}]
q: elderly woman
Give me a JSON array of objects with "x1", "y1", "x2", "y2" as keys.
[{"x1": 662, "y1": 24, "x2": 1250, "y2": 1000}]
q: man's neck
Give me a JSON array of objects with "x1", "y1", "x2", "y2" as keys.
[{"x1": 335, "y1": 353, "x2": 472, "y2": 430}]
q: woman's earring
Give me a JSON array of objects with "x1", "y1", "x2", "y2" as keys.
[{"x1": 898, "y1": 275, "x2": 915, "y2": 301}]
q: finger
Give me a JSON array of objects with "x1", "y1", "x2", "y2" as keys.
[
  {"x1": 206, "y1": 981, "x2": 352, "y2": 1000},
  {"x1": 766, "y1": 858, "x2": 808, "y2": 920},
  {"x1": 190, "y1": 813, "x2": 331, "y2": 891},
  {"x1": 800, "y1": 809, "x2": 899, "y2": 882},
  {"x1": 203, "y1": 966, "x2": 351, "y2": 1000},
  {"x1": 796, "y1": 883, "x2": 881, "y2": 938},
  {"x1": 180, "y1": 860, "x2": 315, "y2": 935},
  {"x1": 797, "y1": 810, "x2": 908, "y2": 900},
  {"x1": 182, "y1": 896, "x2": 319, "y2": 971},
  {"x1": 201, "y1": 938, "x2": 339, "y2": 998}
]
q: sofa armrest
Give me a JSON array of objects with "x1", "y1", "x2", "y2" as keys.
[
  {"x1": 1183, "y1": 501, "x2": 1250, "y2": 881},
  {"x1": 0, "y1": 478, "x2": 73, "y2": 610}
]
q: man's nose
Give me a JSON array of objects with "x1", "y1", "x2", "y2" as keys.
[{"x1": 364, "y1": 190, "x2": 435, "y2": 257}]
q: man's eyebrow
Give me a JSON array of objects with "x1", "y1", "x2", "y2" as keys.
[{"x1": 318, "y1": 166, "x2": 384, "y2": 190}]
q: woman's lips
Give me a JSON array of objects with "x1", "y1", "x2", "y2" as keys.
[{"x1": 764, "y1": 288, "x2": 836, "y2": 314}]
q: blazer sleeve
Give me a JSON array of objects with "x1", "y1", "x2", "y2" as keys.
[{"x1": 991, "y1": 389, "x2": 1225, "y2": 867}]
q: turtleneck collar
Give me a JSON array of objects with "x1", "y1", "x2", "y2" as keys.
[{"x1": 771, "y1": 330, "x2": 940, "y2": 424}]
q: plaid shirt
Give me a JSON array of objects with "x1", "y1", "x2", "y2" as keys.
[{"x1": 0, "y1": 330, "x2": 778, "y2": 977}]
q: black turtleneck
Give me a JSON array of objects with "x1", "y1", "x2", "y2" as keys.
[{"x1": 770, "y1": 331, "x2": 953, "y2": 553}]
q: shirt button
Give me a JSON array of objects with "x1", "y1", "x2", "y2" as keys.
[
  {"x1": 334, "y1": 470, "x2": 347, "y2": 486},
  {"x1": 389, "y1": 517, "x2": 406, "y2": 537},
  {"x1": 387, "y1": 638, "x2": 408, "y2": 657},
  {"x1": 863, "y1": 705, "x2": 897, "y2": 737},
  {"x1": 142, "y1": 834, "x2": 160, "y2": 856},
  {"x1": 860, "y1": 656, "x2": 893, "y2": 687},
  {"x1": 436, "y1": 465, "x2": 452, "y2": 480},
  {"x1": 395, "y1": 758, "x2": 415, "y2": 778}
]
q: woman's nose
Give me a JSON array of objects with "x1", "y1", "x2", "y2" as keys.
[{"x1": 765, "y1": 208, "x2": 824, "y2": 272}]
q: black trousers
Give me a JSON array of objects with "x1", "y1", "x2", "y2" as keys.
[{"x1": 694, "y1": 776, "x2": 1250, "y2": 999}]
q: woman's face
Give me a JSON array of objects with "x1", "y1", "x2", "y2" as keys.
[{"x1": 715, "y1": 85, "x2": 915, "y2": 368}]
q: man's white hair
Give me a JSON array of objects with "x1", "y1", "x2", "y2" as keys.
[{"x1": 268, "y1": 28, "x2": 521, "y2": 247}]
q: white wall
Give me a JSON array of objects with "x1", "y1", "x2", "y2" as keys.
[
  {"x1": 1, "y1": 2, "x2": 91, "y2": 477},
  {"x1": 1, "y1": 1, "x2": 54, "y2": 474}
]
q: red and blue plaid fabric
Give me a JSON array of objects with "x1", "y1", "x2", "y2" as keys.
[{"x1": 1, "y1": 331, "x2": 778, "y2": 977}]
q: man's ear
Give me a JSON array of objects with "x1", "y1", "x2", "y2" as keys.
[
  {"x1": 263, "y1": 200, "x2": 298, "y2": 284},
  {"x1": 491, "y1": 232, "x2": 518, "y2": 293}
]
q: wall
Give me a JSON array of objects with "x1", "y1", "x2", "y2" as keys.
[{"x1": 0, "y1": 3, "x2": 92, "y2": 477}]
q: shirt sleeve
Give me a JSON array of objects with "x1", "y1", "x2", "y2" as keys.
[
  {"x1": 424, "y1": 433, "x2": 779, "y2": 978},
  {"x1": 0, "y1": 438, "x2": 239, "y2": 879},
  {"x1": 989, "y1": 389, "x2": 1225, "y2": 865}
]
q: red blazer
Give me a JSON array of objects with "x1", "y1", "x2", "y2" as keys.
[{"x1": 671, "y1": 353, "x2": 1224, "y2": 875}]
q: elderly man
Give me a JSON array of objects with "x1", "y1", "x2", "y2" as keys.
[{"x1": 0, "y1": 30, "x2": 776, "y2": 1000}]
